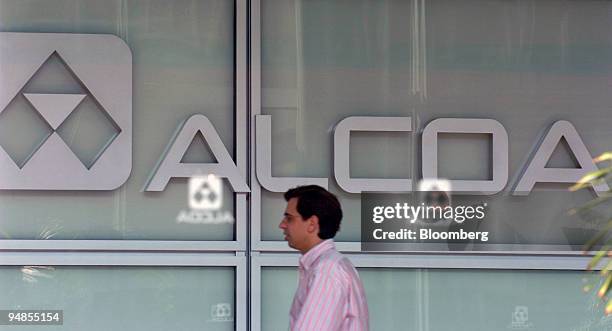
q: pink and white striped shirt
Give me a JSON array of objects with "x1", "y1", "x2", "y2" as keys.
[{"x1": 289, "y1": 239, "x2": 369, "y2": 331}]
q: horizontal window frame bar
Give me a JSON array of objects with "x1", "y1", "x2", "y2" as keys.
[
  {"x1": 252, "y1": 240, "x2": 595, "y2": 257},
  {"x1": 252, "y1": 252, "x2": 596, "y2": 270},
  {"x1": 0, "y1": 251, "x2": 245, "y2": 266},
  {"x1": 0, "y1": 240, "x2": 243, "y2": 252}
]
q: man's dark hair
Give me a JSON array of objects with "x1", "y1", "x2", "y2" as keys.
[{"x1": 284, "y1": 185, "x2": 342, "y2": 239}]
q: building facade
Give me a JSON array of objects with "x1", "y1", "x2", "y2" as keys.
[{"x1": 1, "y1": 0, "x2": 612, "y2": 330}]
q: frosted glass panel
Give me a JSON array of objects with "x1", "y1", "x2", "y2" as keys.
[
  {"x1": 0, "y1": 0, "x2": 237, "y2": 240},
  {"x1": 0, "y1": 266, "x2": 235, "y2": 331},
  {"x1": 420, "y1": 0, "x2": 612, "y2": 250},
  {"x1": 259, "y1": 0, "x2": 612, "y2": 250},
  {"x1": 261, "y1": 267, "x2": 611, "y2": 331}
]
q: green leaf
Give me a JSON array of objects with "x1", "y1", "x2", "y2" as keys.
[
  {"x1": 594, "y1": 152, "x2": 612, "y2": 163},
  {"x1": 601, "y1": 259, "x2": 612, "y2": 276},
  {"x1": 598, "y1": 274, "x2": 612, "y2": 298},
  {"x1": 606, "y1": 298, "x2": 612, "y2": 315},
  {"x1": 569, "y1": 192, "x2": 612, "y2": 215},
  {"x1": 589, "y1": 248, "x2": 610, "y2": 270},
  {"x1": 569, "y1": 167, "x2": 612, "y2": 192}
]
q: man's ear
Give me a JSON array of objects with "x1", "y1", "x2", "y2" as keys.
[{"x1": 307, "y1": 215, "x2": 320, "y2": 234}]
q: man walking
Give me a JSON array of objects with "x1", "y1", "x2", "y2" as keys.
[{"x1": 279, "y1": 185, "x2": 369, "y2": 331}]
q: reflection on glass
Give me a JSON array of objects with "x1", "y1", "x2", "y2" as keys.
[{"x1": 176, "y1": 175, "x2": 235, "y2": 225}]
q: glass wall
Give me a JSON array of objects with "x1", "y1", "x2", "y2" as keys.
[
  {"x1": 257, "y1": 0, "x2": 612, "y2": 250},
  {"x1": 261, "y1": 266, "x2": 612, "y2": 331},
  {"x1": 253, "y1": 0, "x2": 612, "y2": 330},
  {"x1": 0, "y1": 0, "x2": 237, "y2": 241},
  {"x1": 0, "y1": 266, "x2": 235, "y2": 331},
  {"x1": 1, "y1": 0, "x2": 611, "y2": 330},
  {"x1": 0, "y1": 1, "x2": 245, "y2": 330}
]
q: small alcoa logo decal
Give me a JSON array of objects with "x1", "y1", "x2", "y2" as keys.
[{"x1": 0, "y1": 32, "x2": 132, "y2": 190}]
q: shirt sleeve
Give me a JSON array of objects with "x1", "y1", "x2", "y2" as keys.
[{"x1": 293, "y1": 269, "x2": 346, "y2": 331}]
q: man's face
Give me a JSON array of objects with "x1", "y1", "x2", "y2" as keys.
[{"x1": 279, "y1": 197, "x2": 313, "y2": 252}]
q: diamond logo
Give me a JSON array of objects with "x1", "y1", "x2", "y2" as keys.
[
  {"x1": 0, "y1": 33, "x2": 132, "y2": 190},
  {"x1": 189, "y1": 175, "x2": 223, "y2": 210}
]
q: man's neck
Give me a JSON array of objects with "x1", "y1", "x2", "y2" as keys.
[{"x1": 300, "y1": 237, "x2": 324, "y2": 254}]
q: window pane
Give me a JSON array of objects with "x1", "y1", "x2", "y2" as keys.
[
  {"x1": 259, "y1": 0, "x2": 612, "y2": 250},
  {"x1": 0, "y1": 0, "x2": 237, "y2": 240},
  {"x1": 261, "y1": 266, "x2": 609, "y2": 331},
  {"x1": 422, "y1": 0, "x2": 612, "y2": 249},
  {"x1": 0, "y1": 266, "x2": 235, "y2": 330}
]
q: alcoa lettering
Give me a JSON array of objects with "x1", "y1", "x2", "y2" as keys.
[{"x1": 144, "y1": 114, "x2": 609, "y2": 197}]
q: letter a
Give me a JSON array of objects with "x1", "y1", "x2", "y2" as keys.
[
  {"x1": 144, "y1": 114, "x2": 249, "y2": 192},
  {"x1": 513, "y1": 120, "x2": 609, "y2": 196}
]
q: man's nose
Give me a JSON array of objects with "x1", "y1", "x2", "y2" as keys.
[{"x1": 279, "y1": 220, "x2": 287, "y2": 229}]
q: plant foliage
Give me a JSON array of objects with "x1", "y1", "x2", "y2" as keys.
[{"x1": 570, "y1": 152, "x2": 612, "y2": 314}]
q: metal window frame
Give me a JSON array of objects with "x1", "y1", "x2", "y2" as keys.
[
  {"x1": 250, "y1": 252, "x2": 595, "y2": 331},
  {"x1": 0, "y1": 252, "x2": 247, "y2": 331},
  {"x1": 0, "y1": 0, "x2": 249, "y2": 253}
]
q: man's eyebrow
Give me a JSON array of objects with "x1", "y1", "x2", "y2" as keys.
[{"x1": 284, "y1": 212, "x2": 296, "y2": 217}]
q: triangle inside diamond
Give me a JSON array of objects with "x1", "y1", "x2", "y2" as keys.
[{"x1": 24, "y1": 93, "x2": 86, "y2": 130}]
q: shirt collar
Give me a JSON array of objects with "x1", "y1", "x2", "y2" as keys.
[{"x1": 299, "y1": 239, "x2": 335, "y2": 271}]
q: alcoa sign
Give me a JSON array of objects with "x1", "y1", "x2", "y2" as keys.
[
  {"x1": 0, "y1": 32, "x2": 608, "y2": 196},
  {"x1": 143, "y1": 114, "x2": 609, "y2": 197}
]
